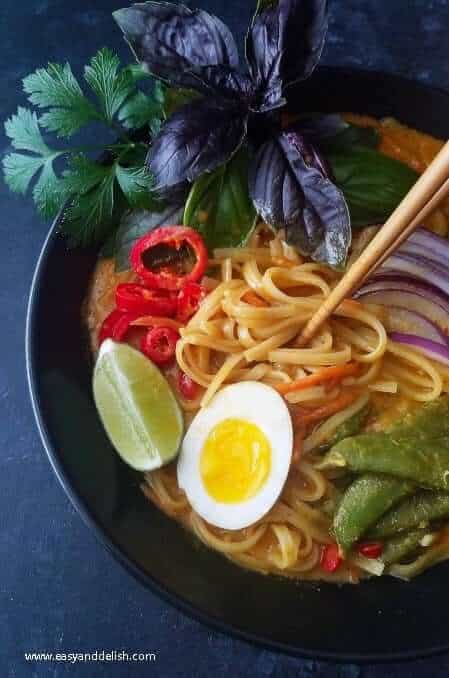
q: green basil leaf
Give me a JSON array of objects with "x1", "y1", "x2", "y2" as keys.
[
  {"x1": 300, "y1": 115, "x2": 380, "y2": 152},
  {"x1": 114, "y1": 203, "x2": 184, "y2": 271},
  {"x1": 321, "y1": 125, "x2": 379, "y2": 153},
  {"x1": 328, "y1": 147, "x2": 418, "y2": 228},
  {"x1": 183, "y1": 148, "x2": 256, "y2": 250}
]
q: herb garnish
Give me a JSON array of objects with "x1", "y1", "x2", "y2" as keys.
[
  {"x1": 2, "y1": 1, "x2": 421, "y2": 268},
  {"x1": 3, "y1": 48, "x2": 164, "y2": 244},
  {"x1": 113, "y1": 0, "x2": 352, "y2": 266}
]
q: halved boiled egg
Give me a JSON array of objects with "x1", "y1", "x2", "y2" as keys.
[{"x1": 177, "y1": 381, "x2": 293, "y2": 530}]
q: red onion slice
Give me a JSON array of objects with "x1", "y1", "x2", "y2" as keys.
[
  {"x1": 356, "y1": 289, "x2": 449, "y2": 334},
  {"x1": 398, "y1": 242, "x2": 449, "y2": 274},
  {"x1": 407, "y1": 228, "x2": 449, "y2": 268},
  {"x1": 389, "y1": 332, "x2": 449, "y2": 367},
  {"x1": 386, "y1": 307, "x2": 448, "y2": 344},
  {"x1": 381, "y1": 253, "x2": 449, "y2": 296},
  {"x1": 356, "y1": 274, "x2": 449, "y2": 310}
]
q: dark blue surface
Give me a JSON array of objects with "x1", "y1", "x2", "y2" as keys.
[{"x1": 3, "y1": 1, "x2": 449, "y2": 675}]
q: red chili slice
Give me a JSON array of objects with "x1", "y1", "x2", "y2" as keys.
[
  {"x1": 357, "y1": 542, "x2": 383, "y2": 559},
  {"x1": 130, "y1": 226, "x2": 208, "y2": 291},
  {"x1": 177, "y1": 282, "x2": 207, "y2": 322},
  {"x1": 98, "y1": 309, "x2": 141, "y2": 344},
  {"x1": 115, "y1": 283, "x2": 177, "y2": 317},
  {"x1": 320, "y1": 543, "x2": 342, "y2": 573},
  {"x1": 178, "y1": 371, "x2": 200, "y2": 400},
  {"x1": 140, "y1": 326, "x2": 180, "y2": 365}
]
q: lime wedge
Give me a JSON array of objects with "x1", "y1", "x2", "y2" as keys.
[{"x1": 93, "y1": 339, "x2": 183, "y2": 471}]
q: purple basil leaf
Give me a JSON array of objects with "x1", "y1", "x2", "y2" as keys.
[
  {"x1": 249, "y1": 130, "x2": 350, "y2": 267},
  {"x1": 246, "y1": 0, "x2": 328, "y2": 112},
  {"x1": 113, "y1": 2, "x2": 239, "y2": 92},
  {"x1": 188, "y1": 66, "x2": 256, "y2": 103},
  {"x1": 147, "y1": 97, "x2": 247, "y2": 194}
]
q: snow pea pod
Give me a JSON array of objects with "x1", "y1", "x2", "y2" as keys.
[
  {"x1": 370, "y1": 491, "x2": 449, "y2": 539},
  {"x1": 386, "y1": 395, "x2": 449, "y2": 441},
  {"x1": 381, "y1": 529, "x2": 429, "y2": 567},
  {"x1": 317, "y1": 405, "x2": 370, "y2": 454},
  {"x1": 318, "y1": 434, "x2": 449, "y2": 490},
  {"x1": 333, "y1": 474, "x2": 414, "y2": 556}
]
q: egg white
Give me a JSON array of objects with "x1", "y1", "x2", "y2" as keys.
[{"x1": 177, "y1": 381, "x2": 293, "y2": 530}]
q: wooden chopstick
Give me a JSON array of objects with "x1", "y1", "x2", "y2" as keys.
[
  {"x1": 363, "y1": 175, "x2": 449, "y2": 281},
  {"x1": 298, "y1": 139, "x2": 449, "y2": 346}
]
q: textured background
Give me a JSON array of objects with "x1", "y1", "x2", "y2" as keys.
[{"x1": 2, "y1": 0, "x2": 449, "y2": 675}]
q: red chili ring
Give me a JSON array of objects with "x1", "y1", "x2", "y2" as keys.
[
  {"x1": 98, "y1": 308, "x2": 141, "y2": 345},
  {"x1": 140, "y1": 325, "x2": 180, "y2": 365},
  {"x1": 115, "y1": 283, "x2": 177, "y2": 317},
  {"x1": 177, "y1": 282, "x2": 207, "y2": 322},
  {"x1": 130, "y1": 226, "x2": 208, "y2": 291}
]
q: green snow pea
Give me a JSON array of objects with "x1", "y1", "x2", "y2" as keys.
[
  {"x1": 370, "y1": 491, "x2": 449, "y2": 539},
  {"x1": 318, "y1": 434, "x2": 449, "y2": 490},
  {"x1": 333, "y1": 474, "x2": 414, "y2": 555},
  {"x1": 381, "y1": 529, "x2": 429, "y2": 567}
]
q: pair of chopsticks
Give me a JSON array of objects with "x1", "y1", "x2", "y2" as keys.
[{"x1": 299, "y1": 139, "x2": 449, "y2": 346}]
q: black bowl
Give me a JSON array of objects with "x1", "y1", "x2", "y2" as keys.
[{"x1": 27, "y1": 67, "x2": 449, "y2": 662}]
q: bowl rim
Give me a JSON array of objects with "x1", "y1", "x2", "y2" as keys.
[{"x1": 26, "y1": 65, "x2": 449, "y2": 664}]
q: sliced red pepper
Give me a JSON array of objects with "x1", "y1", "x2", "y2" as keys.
[
  {"x1": 130, "y1": 226, "x2": 208, "y2": 291},
  {"x1": 115, "y1": 283, "x2": 177, "y2": 317},
  {"x1": 177, "y1": 282, "x2": 207, "y2": 322},
  {"x1": 98, "y1": 309, "x2": 141, "y2": 344},
  {"x1": 320, "y1": 543, "x2": 342, "y2": 573},
  {"x1": 178, "y1": 371, "x2": 200, "y2": 400},
  {"x1": 140, "y1": 325, "x2": 180, "y2": 365},
  {"x1": 357, "y1": 542, "x2": 383, "y2": 559}
]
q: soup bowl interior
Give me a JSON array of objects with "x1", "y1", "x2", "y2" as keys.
[{"x1": 27, "y1": 67, "x2": 449, "y2": 662}]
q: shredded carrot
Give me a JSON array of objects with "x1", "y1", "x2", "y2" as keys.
[
  {"x1": 295, "y1": 392, "x2": 359, "y2": 426},
  {"x1": 276, "y1": 363, "x2": 360, "y2": 395},
  {"x1": 242, "y1": 291, "x2": 269, "y2": 307},
  {"x1": 131, "y1": 316, "x2": 182, "y2": 330}
]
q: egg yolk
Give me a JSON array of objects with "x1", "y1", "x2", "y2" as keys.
[{"x1": 200, "y1": 418, "x2": 271, "y2": 503}]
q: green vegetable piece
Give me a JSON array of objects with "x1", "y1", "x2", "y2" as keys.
[
  {"x1": 333, "y1": 474, "x2": 414, "y2": 556},
  {"x1": 3, "y1": 107, "x2": 65, "y2": 219},
  {"x1": 319, "y1": 396, "x2": 449, "y2": 490},
  {"x1": 319, "y1": 125, "x2": 380, "y2": 153},
  {"x1": 387, "y1": 396, "x2": 449, "y2": 441},
  {"x1": 381, "y1": 529, "x2": 429, "y2": 567},
  {"x1": 387, "y1": 536, "x2": 449, "y2": 579},
  {"x1": 118, "y1": 86, "x2": 164, "y2": 134},
  {"x1": 328, "y1": 146, "x2": 418, "y2": 229},
  {"x1": 23, "y1": 62, "x2": 100, "y2": 137},
  {"x1": 370, "y1": 491, "x2": 449, "y2": 539},
  {"x1": 183, "y1": 148, "x2": 257, "y2": 250},
  {"x1": 320, "y1": 433, "x2": 449, "y2": 490},
  {"x1": 3, "y1": 49, "x2": 165, "y2": 246},
  {"x1": 318, "y1": 404, "x2": 370, "y2": 453}
]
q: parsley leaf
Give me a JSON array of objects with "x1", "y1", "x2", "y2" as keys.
[
  {"x1": 2, "y1": 49, "x2": 166, "y2": 245},
  {"x1": 115, "y1": 164, "x2": 154, "y2": 208},
  {"x1": 62, "y1": 158, "x2": 117, "y2": 245},
  {"x1": 119, "y1": 90, "x2": 163, "y2": 133},
  {"x1": 23, "y1": 63, "x2": 99, "y2": 137},
  {"x1": 3, "y1": 107, "x2": 64, "y2": 218},
  {"x1": 84, "y1": 48, "x2": 134, "y2": 122}
]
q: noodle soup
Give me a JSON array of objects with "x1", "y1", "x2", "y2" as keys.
[{"x1": 86, "y1": 118, "x2": 449, "y2": 584}]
